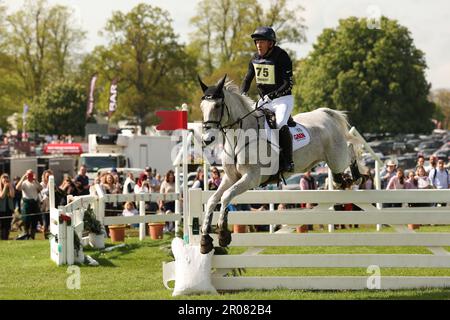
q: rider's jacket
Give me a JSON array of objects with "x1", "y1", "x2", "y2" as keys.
[{"x1": 240, "y1": 46, "x2": 294, "y2": 99}]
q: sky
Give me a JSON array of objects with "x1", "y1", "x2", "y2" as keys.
[{"x1": 4, "y1": 0, "x2": 450, "y2": 90}]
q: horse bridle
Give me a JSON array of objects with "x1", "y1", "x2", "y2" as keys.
[
  {"x1": 202, "y1": 94, "x2": 267, "y2": 133},
  {"x1": 201, "y1": 94, "x2": 231, "y2": 133}
]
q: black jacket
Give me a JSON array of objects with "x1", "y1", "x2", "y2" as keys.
[{"x1": 240, "y1": 46, "x2": 294, "y2": 99}]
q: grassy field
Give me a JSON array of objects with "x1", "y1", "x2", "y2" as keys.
[{"x1": 0, "y1": 226, "x2": 450, "y2": 300}]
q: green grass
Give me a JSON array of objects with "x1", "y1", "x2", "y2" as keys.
[{"x1": 1, "y1": 229, "x2": 450, "y2": 300}]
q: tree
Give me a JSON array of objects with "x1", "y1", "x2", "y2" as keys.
[
  {"x1": 430, "y1": 89, "x2": 450, "y2": 130},
  {"x1": 294, "y1": 17, "x2": 435, "y2": 134},
  {"x1": 94, "y1": 3, "x2": 196, "y2": 132},
  {"x1": 190, "y1": 0, "x2": 306, "y2": 75},
  {"x1": 6, "y1": 0, "x2": 86, "y2": 98},
  {"x1": 28, "y1": 80, "x2": 87, "y2": 136},
  {"x1": 0, "y1": 1, "x2": 26, "y2": 131}
]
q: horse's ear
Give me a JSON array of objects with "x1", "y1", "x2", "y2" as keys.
[
  {"x1": 217, "y1": 74, "x2": 227, "y2": 93},
  {"x1": 197, "y1": 75, "x2": 208, "y2": 93}
]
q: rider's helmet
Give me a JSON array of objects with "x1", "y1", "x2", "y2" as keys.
[{"x1": 251, "y1": 26, "x2": 277, "y2": 43}]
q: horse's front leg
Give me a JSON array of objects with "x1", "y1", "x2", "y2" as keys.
[
  {"x1": 200, "y1": 175, "x2": 234, "y2": 254},
  {"x1": 217, "y1": 171, "x2": 260, "y2": 247}
]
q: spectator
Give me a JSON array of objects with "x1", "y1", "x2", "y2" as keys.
[
  {"x1": 429, "y1": 159, "x2": 449, "y2": 207},
  {"x1": 425, "y1": 155, "x2": 438, "y2": 174},
  {"x1": 101, "y1": 173, "x2": 121, "y2": 195},
  {"x1": 134, "y1": 173, "x2": 150, "y2": 194},
  {"x1": 208, "y1": 167, "x2": 222, "y2": 191},
  {"x1": 122, "y1": 201, "x2": 139, "y2": 229},
  {"x1": 360, "y1": 169, "x2": 375, "y2": 190},
  {"x1": 416, "y1": 165, "x2": 433, "y2": 190},
  {"x1": 16, "y1": 170, "x2": 42, "y2": 240},
  {"x1": 57, "y1": 176, "x2": 78, "y2": 206},
  {"x1": 0, "y1": 173, "x2": 15, "y2": 240},
  {"x1": 299, "y1": 171, "x2": 317, "y2": 231},
  {"x1": 74, "y1": 165, "x2": 90, "y2": 196},
  {"x1": 416, "y1": 155, "x2": 425, "y2": 170},
  {"x1": 40, "y1": 169, "x2": 53, "y2": 237},
  {"x1": 122, "y1": 172, "x2": 136, "y2": 194},
  {"x1": 381, "y1": 159, "x2": 397, "y2": 189},
  {"x1": 12, "y1": 176, "x2": 22, "y2": 212},
  {"x1": 380, "y1": 160, "x2": 397, "y2": 208},
  {"x1": 386, "y1": 168, "x2": 408, "y2": 208},
  {"x1": 191, "y1": 167, "x2": 205, "y2": 190},
  {"x1": 429, "y1": 159, "x2": 449, "y2": 190},
  {"x1": 160, "y1": 170, "x2": 176, "y2": 232}
]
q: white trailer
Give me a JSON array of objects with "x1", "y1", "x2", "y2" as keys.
[{"x1": 80, "y1": 134, "x2": 177, "y2": 180}]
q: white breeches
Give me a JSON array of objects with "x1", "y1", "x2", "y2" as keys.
[{"x1": 257, "y1": 95, "x2": 294, "y2": 128}]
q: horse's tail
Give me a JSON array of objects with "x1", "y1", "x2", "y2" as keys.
[
  {"x1": 318, "y1": 108, "x2": 362, "y2": 145},
  {"x1": 320, "y1": 108, "x2": 367, "y2": 172}
]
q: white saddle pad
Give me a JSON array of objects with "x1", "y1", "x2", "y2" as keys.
[{"x1": 264, "y1": 120, "x2": 311, "y2": 152}]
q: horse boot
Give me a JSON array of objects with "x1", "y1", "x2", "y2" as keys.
[
  {"x1": 279, "y1": 125, "x2": 294, "y2": 172},
  {"x1": 350, "y1": 161, "x2": 363, "y2": 186}
]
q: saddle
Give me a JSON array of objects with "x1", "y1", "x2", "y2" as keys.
[{"x1": 261, "y1": 108, "x2": 297, "y2": 129}]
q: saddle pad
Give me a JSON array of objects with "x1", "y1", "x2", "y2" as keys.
[
  {"x1": 290, "y1": 123, "x2": 311, "y2": 151},
  {"x1": 264, "y1": 120, "x2": 311, "y2": 152}
]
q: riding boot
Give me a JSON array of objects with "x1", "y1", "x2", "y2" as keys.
[{"x1": 279, "y1": 125, "x2": 294, "y2": 172}]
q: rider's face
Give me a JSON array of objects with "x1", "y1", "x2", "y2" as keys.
[{"x1": 255, "y1": 40, "x2": 272, "y2": 56}]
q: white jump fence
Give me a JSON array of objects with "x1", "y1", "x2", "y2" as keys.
[
  {"x1": 187, "y1": 188, "x2": 450, "y2": 290},
  {"x1": 49, "y1": 176, "x2": 182, "y2": 266}
]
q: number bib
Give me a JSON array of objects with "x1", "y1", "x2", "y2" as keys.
[{"x1": 253, "y1": 63, "x2": 275, "y2": 85}]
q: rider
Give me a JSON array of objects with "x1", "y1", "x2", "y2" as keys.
[{"x1": 240, "y1": 26, "x2": 295, "y2": 173}]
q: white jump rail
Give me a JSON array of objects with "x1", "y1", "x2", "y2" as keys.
[{"x1": 186, "y1": 188, "x2": 450, "y2": 291}]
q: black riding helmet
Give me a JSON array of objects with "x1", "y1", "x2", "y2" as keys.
[{"x1": 251, "y1": 26, "x2": 277, "y2": 43}]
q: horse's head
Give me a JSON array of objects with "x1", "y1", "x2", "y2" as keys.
[{"x1": 198, "y1": 75, "x2": 229, "y2": 146}]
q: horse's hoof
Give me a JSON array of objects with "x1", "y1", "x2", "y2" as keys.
[
  {"x1": 218, "y1": 228, "x2": 232, "y2": 248},
  {"x1": 200, "y1": 234, "x2": 214, "y2": 254}
]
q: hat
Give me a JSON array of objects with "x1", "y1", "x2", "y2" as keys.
[{"x1": 386, "y1": 160, "x2": 396, "y2": 166}]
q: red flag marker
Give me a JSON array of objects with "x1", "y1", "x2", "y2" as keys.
[{"x1": 156, "y1": 110, "x2": 188, "y2": 131}]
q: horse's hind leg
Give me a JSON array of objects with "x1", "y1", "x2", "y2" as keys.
[
  {"x1": 348, "y1": 144, "x2": 363, "y2": 185},
  {"x1": 217, "y1": 171, "x2": 259, "y2": 247},
  {"x1": 200, "y1": 175, "x2": 234, "y2": 254}
]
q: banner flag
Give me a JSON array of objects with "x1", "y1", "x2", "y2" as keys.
[
  {"x1": 156, "y1": 110, "x2": 188, "y2": 131},
  {"x1": 22, "y1": 104, "x2": 29, "y2": 123},
  {"x1": 108, "y1": 78, "x2": 118, "y2": 118},
  {"x1": 86, "y1": 74, "x2": 98, "y2": 117}
]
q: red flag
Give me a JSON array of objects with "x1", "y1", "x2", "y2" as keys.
[{"x1": 156, "y1": 111, "x2": 188, "y2": 131}]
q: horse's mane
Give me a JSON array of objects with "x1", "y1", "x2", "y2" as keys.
[{"x1": 223, "y1": 80, "x2": 255, "y2": 111}]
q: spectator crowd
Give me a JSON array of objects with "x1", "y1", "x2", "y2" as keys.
[{"x1": 0, "y1": 156, "x2": 449, "y2": 241}]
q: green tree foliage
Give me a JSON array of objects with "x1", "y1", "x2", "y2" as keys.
[
  {"x1": 430, "y1": 89, "x2": 450, "y2": 130},
  {"x1": 6, "y1": 0, "x2": 86, "y2": 98},
  {"x1": 28, "y1": 80, "x2": 87, "y2": 136},
  {"x1": 0, "y1": 2, "x2": 25, "y2": 131},
  {"x1": 92, "y1": 3, "x2": 196, "y2": 131},
  {"x1": 189, "y1": 0, "x2": 306, "y2": 120},
  {"x1": 295, "y1": 17, "x2": 435, "y2": 134},
  {"x1": 190, "y1": 0, "x2": 306, "y2": 75}
]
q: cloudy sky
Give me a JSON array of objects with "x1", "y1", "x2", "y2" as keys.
[{"x1": 4, "y1": 0, "x2": 450, "y2": 89}]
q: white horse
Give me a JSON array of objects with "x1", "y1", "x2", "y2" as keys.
[{"x1": 198, "y1": 75, "x2": 364, "y2": 254}]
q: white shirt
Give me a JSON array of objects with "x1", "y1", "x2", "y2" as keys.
[
  {"x1": 123, "y1": 177, "x2": 136, "y2": 194},
  {"x1": 21, "y1": 180, "x2": 40, "y2": 200},
  {"x1": 429, "y1": 168, "x2": 450, "y2": 189}
]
